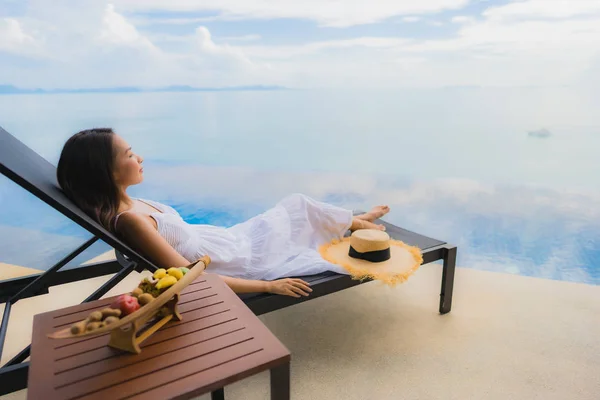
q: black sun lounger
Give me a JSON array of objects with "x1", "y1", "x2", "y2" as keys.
[
  {"x1": 240, "y1": 216, "x2": 456, "y2": 315},
  {"x1": 0, "y1": 126, "x2": 457, "y2": 395}
]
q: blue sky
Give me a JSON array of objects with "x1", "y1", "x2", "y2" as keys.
[{"x1": 0, "y1": 0, "x2": 599, "y2": 89}]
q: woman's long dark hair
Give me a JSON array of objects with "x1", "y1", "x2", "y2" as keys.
[{"x1": 57, "y1": 128, "x2": 121, "y2": 233}]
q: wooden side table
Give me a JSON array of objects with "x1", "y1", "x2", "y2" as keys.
[{"x1": 27, "y1": 273, "x2": 291, "y2": 400}]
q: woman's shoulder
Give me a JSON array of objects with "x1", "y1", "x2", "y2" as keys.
[
  {"x1": 135, "y1": 197, "x2": 179, "y2": 215},
  {"x1": 114, "y1": 210, "x2": 158, "y2": 233}
]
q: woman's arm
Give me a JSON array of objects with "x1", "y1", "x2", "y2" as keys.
[
  {"x1": 115, "y1": 213, "x2": 312, "y2": 297},
  {"x1": 218, "y1": 276, "x2": 269, "y2": 293},
  {"x1": 218, "y1": 276, "x2": 312, "y2": 298}
]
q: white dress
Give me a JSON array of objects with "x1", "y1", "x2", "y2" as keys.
[{"x1": 118, "y1": 193, "x2": 353, "y2": 280}]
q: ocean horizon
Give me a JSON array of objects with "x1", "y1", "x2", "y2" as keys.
[{"x1": 0, "y1": 84, "x2": 289, "y2": 95}]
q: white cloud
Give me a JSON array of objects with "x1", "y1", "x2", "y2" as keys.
[
  {"x1": 191, "y1": 26, "x2": 257, "y2": 71},
  {"x1": 402, "y1": 16, "x2": 422, "y2": 23},
  {"x1": 407, "y1": 19, "x2": 600, "y2": 53},
  {"x1": 387, "y1": 9, "x2": 600, "y2": 86},
  {"x1": 242, "y1": 37, "x2": 410, "y2": 60},
  {"x1": 1, "y1": 0, "x2": 600, "y2": 89},
  {"x1": 451, "y1": 15, "x2": 475, "y2": 24},
  {"x1": 236, "y1": 0, "x2": 600, "y2": 88},
  {"x1": 97, "y1": 4, "x2": 158, "y2": 52},
  {"x1": 0, "y1": 18, "x2": 38, "y2": 54},
  {"x1": 113, "y1": 0, "x2": 470, "y2": 27},
  {"x1": 0, "y1": 2, "x2": 266, "y2": 88},
  {"x1": 483, "y1": 0, "x2": 600, "y2": 20},
  {"x1": 195, "y1": 26, "x2": 218, "y2": 51},
  {"x1": 130, "y1": 15, "x2": 248, "y2": 26}
]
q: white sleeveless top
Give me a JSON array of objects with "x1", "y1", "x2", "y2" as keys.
[{"x1": 114, "y1": 193, "x2": 352, "y2": 280}]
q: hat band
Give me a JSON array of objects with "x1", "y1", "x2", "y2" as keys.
[{"x1": 348, "y1": 245, "x2": 391, "y2": 263}]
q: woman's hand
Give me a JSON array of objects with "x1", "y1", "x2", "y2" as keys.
[{"x1": 267, "y1": 278, "x2": 312, "y2": 298}]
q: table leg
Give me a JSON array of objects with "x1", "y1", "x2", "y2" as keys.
[
  {"x1": 211, "y1": 388, "x2": 224, "y2": 400},
  {"x1": 270, "y1": 362, "x2": 290, "y2": 400}
]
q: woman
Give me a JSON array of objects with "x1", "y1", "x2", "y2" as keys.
[{"x1": 57, "y1": 128, "x2": 390, "y2": 298}]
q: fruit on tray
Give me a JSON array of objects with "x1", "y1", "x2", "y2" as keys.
[
  {"x1": 61, "y1": 262, "x2": 202, "y2": 337},
  {"x1": 70, "y1": 321, "x2": 86, "y2": 334},
  {"x1": 86, "y1": 322, "x2": 102, "y2": 331},
  {"x1": 153, "y1": 268, "x2": 167, "y2": 279},
  {"x1": 138, "y1": 293, "x2": 154, "y2": 306},
  {"x1": 88, "y1": 311, "x2": 103, "y2": 322},
  {"x1": 103, "y1": 316, "x2": 120, "y2": 325},
  {"x1": 138, "y1": 278, "x2": 161, "y2": 297},
  {"x1": 111, "y1": 294, "x2": 140, "y2": 316},
  {"x1": 101, "y1": 308, "x2": 122, "y2": 319},
  {"x1": 167, "y1": 267, "x2": 184, "y2": 280},
  {"x1": 138, "y1": 265, "x2": 190, "y2": 297},
  {"x1": 156, "y1": 275, "x2": 177, "y2": 290},
  {"x1": 70, "y1": 307, "x2": 123, "y2": 334}
]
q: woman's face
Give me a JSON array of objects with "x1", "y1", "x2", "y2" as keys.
[{"x1": 112, "y1": 134, "x2": 144, "y2": 188}]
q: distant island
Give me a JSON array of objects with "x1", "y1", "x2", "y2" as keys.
[
  {"x1": 0, "y1": 84, "x2": 288, "y2": 95},
  {"x1": 527, "y1": 128, "x2": 552, "y2": 138}
]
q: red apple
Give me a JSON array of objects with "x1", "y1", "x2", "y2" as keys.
[{"x1": 110, "y1": 294, "x2": 140, "y2": 316}]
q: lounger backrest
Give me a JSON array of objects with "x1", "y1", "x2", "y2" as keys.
[{"x1": 0, "y1": 126, "x2": 156, "y2": 269}]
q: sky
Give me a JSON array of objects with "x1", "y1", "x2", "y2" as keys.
[{"x1": 1, "y1": 0, "x2": 600, "y2": 89}]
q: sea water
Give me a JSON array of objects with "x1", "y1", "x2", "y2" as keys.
[{"x1": 1, "y1": 88, "x2": 598, "y2": 284}]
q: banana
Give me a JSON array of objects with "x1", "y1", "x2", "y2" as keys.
[
  {"x1": 153, "y1": 268, "x2": 167, "y2": 279},
  {"x1": 156, "y1": 275, "x2": 177, "y2": 290},
  {"x1": 167, "y1": 267, "x2": 184, "y2": 280}
]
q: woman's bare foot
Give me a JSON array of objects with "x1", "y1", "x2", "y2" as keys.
[
  {"x1": 350, "y1": 217, "x2": 386, "y2": 232},
  {"x1": 357, "y1": 205, "x2": 390, "y2": 222}
]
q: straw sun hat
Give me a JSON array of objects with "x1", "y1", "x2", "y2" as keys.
[{"x1": 319, "y1": 229, "x2": 423, "y2": 286}]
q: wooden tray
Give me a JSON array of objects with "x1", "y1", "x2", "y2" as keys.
[{"x1": 47, "y1": 256, "x2": 210, "y2": 353}]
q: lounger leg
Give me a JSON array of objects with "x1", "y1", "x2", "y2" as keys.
[
  {"x1": 270, "y1": 362, "x2": 290, "y2": 400},
  {"x1": 439, "y1": 246, "x2": 457, "y2": 314},
  {"x1": 211, "y1": 388, "x2": 225, "y2": 400}
]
